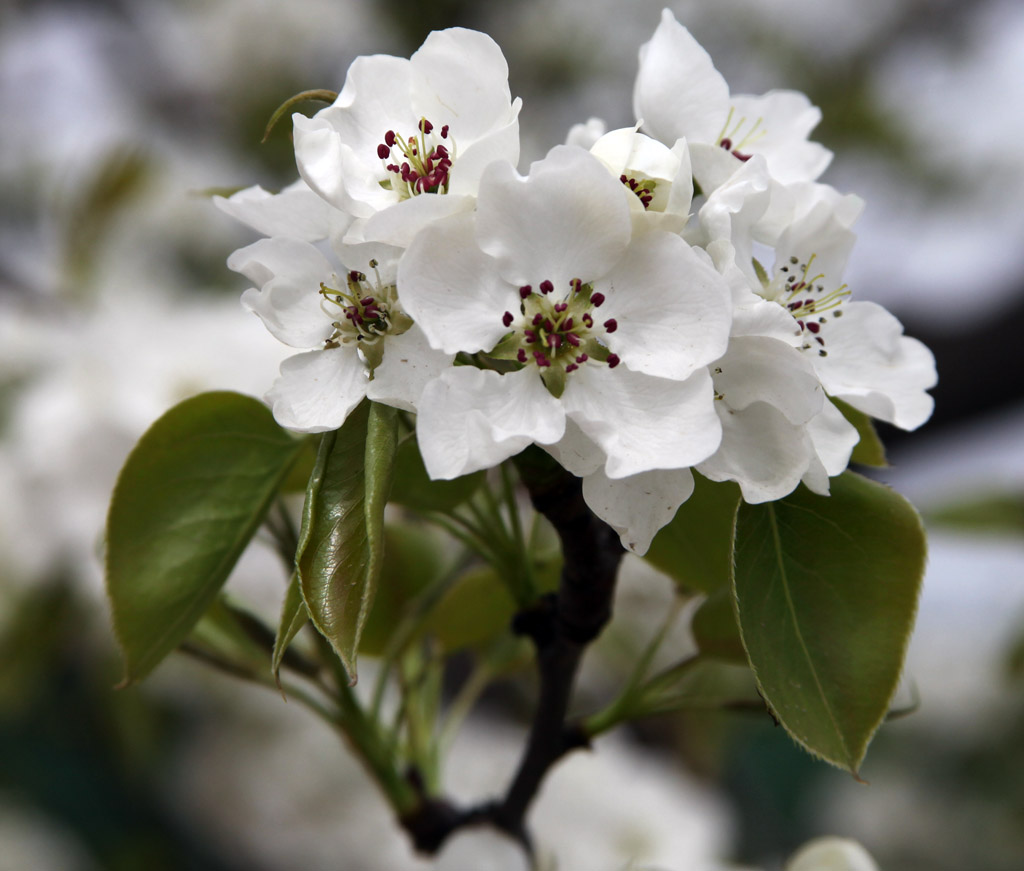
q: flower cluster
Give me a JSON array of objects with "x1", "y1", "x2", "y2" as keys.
[{"x1": 218, "y1": 10, "x2": 936, "y2": 553}]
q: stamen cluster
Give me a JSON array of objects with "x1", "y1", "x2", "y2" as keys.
[
  {"x1": 377, "y1": 118, "x2": 453, "y2": 198},
  {"x1": 776, "y1": 254, "x2": 850, "y2": 357},
  {"x1": 319, "y1": 262, "x2": 395, "y2": 347}
]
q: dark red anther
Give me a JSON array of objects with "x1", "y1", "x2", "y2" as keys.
[
  {"x1": 543, "y1": 319, "x2": 554, "y2": 332},
  {"x1": 360, "y1": 296, "x2": 375, "y2": 305},
  {"x1": 377, "y1": 143, "x2": 391, "y2": 159},
  {"x1": 533, "y1": 351, "x2": 551, "y2": 367},
  {"x1": 575, "y1": 354, "x2": 588, "y2": 363},
  {"x1": 387, "y1": 164, "x2": 400, "y2": 173},
  {"x1": 565, "y1": 333, "x2": 580, "y2": 346},
  {"x1": 385, "y1": 130, "x2": 396, "y2": 147},
  {"x1": 532, "y1": 313, "x2": 543, "y2": 326},
  {"x1": 562, "y1": 318, "x2": 574, "y2": 330},
  {"x1": 640, "y1": 195, "x2": 653, "y2": 208},
  {"x1": 582, "y1": 313, "x2": 594, "y2": 327},
  {"x1": 434, "y1": 145, "x2": 449, "y2": 158},
  {"x1": 547, "y1": 334, "x2": 562, "y2": 348},
  {"x1": 520, "y1": 285, "x2": 533, "y2": 299},
  {"x1": 570, "y1": 278, "x2": 582, "y2": 293},
  {"x1": 540, "y1": 280, "x2": 554, "y2": 295},
  {"x1": 806, "y1": 321, "x2": 820, "y2": 334},
  {"x1": 788, "y1": 301, "x2": 803, "y2": 310},
  {"x1": 420, "y1": 118, "x2": 433, "y2": 134},
  {"x1": 554, "y1": 302, "x2": 568, "y2": 313},
  {"x1": 815, "y1": 336, "x2": 825, "y2": 345},
  {"x1": 619, "y1": 174, "x2": 628, "y2": 183},
  {"x1": 720, "y1": 137, "x2": 732, "y2": 150},
  {"x1": 733, "y1": 151, "x2": 752, "y2": 162},
  {"x1": 416, "y1": 176, "x2": 430, "y2": 192},
  {"x1": 607, "y1": 353, "x2": 620, "y2": 368},
  {"x1": 566, "y1": 363, "x2": 578, "y2": 373},
  {"x1": 440, "y1": 125, "x2": 449, "y2": 138},
  {"x1": 517, "y1": 348, "x2": 527, "y2": 363},
  {"x1": 590, "y1": 292, "x2": 605, "y2": 307},
  {"x1": 603, "y1": 318, "x2": 618, "y2": 333},
  {"x1": 349, "y1": 270, "x2": 362, "y2": 283},
  {"x1": 502, "y1": 311, "x2": 514, "y2": 327},
  {"x1": 524, "y1": 330, "x2": 537, "y2": 343}
]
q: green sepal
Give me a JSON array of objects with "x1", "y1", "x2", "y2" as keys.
[
  {"x1": 105, "y1": 391, "x2": 305, "y2": 685},
  {"x1": 752, "y1": 257, "x2": 770, "y2": 289},
  {"x1": 732, "y1": 472, "x2": 926, "y2": 775},
  {"x1": 540, "y1": 364, "x2": 566, "y2": 398},
  {"x1": 296, "y1": 401, "x2": 398, "y2": 684}
]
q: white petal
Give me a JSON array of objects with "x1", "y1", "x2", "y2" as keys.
[
  {"x1": 475, "y1": 146, "x2": 631, "y2": 289},
  {"x1": 366, "y1": 325, "x2": 453, "y2": 412},
  {"x1": 267, "y1": 347, "x2": 368, "y2": 433},
  {"x1": 228, "y1": 238, "x2": 334, "y2": 348},
  {"x1": 698, "y1": 401, "x2": 812, "y2": 503},
  {"x1": 410, "y1": 28, "x2": 515, "y2": 141},
  {"x1": 360, "y1": 192, "x2": 475, "y2": 248},
  {"x1": 812, "y1": 301, "x2": 937, "y2": 430},
  {"x1": 293, "y1": 114, "x2": 376, "y2": 217},
  {"x1": 447, "y1": 113, "x2": 522, "y2": 196},
  {"x1": 801, "y1": 398, "x2": 859, "y2": 494},
  {"x1": 214, "y1": 180, "x2": 332, "y2": 242},
  {"x1": 562, "y1": 365, "x2": 721, "y2": 478},
  {"x1": 633, "y1": 9, "x2": 730, "y2": 146},
  {"x1": 786, "y1": 837, "x2": 879, "y2": 871},
  {"x1": 714, "y1": 336, "x2": 823, "y2": 424},
  {"x1": 775, "y1": 200, "x2": 858, "y2": 285},
  {"x1": 598, "y1": 232, "x2": 731, "y2": 380},
  {"x1": 582, "y1": 466, "x2": 694, "y2": 555},
  {"x1": 398, "y1": 212, "x2": 518, "y2": 354},
  {"x1": 690, "y1": 142, "x2": 745, "y2": 196},
  {"x1": 416, "y1": 367, "x2": 565, "y2": 479},
  {"x1": 565, "y1": 117, "x2": 607, "y2": 149},
  {"x1": 730, "y1": 91, "x2": 832, "y2": 184},
  {"x1": 543, "y1": 418, "x2": 605, "y2": 477}
]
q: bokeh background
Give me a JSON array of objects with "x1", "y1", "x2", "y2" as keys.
[{"x1": 2, "y1": 0, "x2": 1023, "y2": 868}]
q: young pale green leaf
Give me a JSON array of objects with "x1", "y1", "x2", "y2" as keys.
[
  {"x1": 425, "y1": 567, "x2": 518, "y2": 653},
  {"x1": 733, "y1": 472, "x2": 925, "y2": 774},
  {"x1": 106, "y1": 391, "x2": 304, "y2": 685},
  {"x1": 832, "y1": 398, "x2": 888, "y2": 468},
  {"x1": 389, "y1": 435, "x2": 484, "y2": 512},
  {"x1": 272, "y1": 572, "x2": 308, "y2": 681},
  {"x1": 643, "y1": 474, "x2": 740, "y2": 594},
  {"x1": 631, "y1": 657, "x2": 760, "y2": 719},
  {"x1": 296, "y1": 401, "x2": 398, "y2": 683}
]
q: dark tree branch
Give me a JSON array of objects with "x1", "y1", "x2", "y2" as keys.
[{"x1": 398, "y1": 447, "x2": 625, "y2": 855}]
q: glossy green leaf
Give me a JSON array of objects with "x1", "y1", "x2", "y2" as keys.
[
  {"x1": 643, "y1": 475, "x2": 741, "y2": 593},
  {"x1": 272, "y1": 572, "x2": 308, "y2": 681},
  {"x1": 189, "y1": 596, "x2": 272, "y2": 670},
  {"x1": 106, "y1": 391, "x2": 304, "y2": 684},
  {"x1": 692, "y1": 587, "x2": 747, "y2": 663},
  {"x1": 833, "y1": 398, "x2": 888, "y2": 468},
  {"x1": 733, "y1": 472, "x2": 925, "y2": 774},
  {"x1": 296, "y1": 401, "x2": 398, "y2": 683},
  {"x1": 389, "y1": 435, "x2": 484, "y2": 512}
]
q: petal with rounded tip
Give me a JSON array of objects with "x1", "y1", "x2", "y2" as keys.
[
  {"x1": 416, "y1": 367, "x2": 565, "y2": 479},
  {"x1": 714, "y1": 336, "x2": 823, "y2": 424},
  {"x1": 266, "y1": 347, "x2": 367, "y2": 433},
  {"x1": 366, "y1": 325, "x2": 453, "y2": 413},
  {"x1": 582, "y1": 466, "x2": 695, "y2": 555},
  {"x1": 214, "y1": 180, "x2": 333, "y2": 242}
]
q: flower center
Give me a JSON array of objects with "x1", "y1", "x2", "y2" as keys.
[
  {"x1": 764, "y1": 253, "x2": 850, "y2": 357},
  {"x1": 319, "y1": 259, "x2": 411, "y2": 368},
  {"x1": 715, "y1": 107, "x2": 765, "y2": 162},
  {"x1": 487, "y1": 278, "x2": 620, "y2": 397},
  {"x1": 619, "y1": 174, "x2": 657, "y2": 209},
  {"x1": 377, "y1": 118, "x2": 454, "y2": 200}
]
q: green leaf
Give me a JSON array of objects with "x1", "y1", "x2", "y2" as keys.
[
  {"x1": 732, "y1": 472, "x2": 925, "y2": 774},
  {"x1": 389, "y1": 435, "x2": 484, "y2": 512},
  {"x1": 691, "y1": 587, "x2": 747, "y2": 663},
  {"x1": 188, "y1": 596, "x2": 273, "y2": 671},
  {"x1": 272, "y1": 573, "x2": 308, "y2": 682},
  {"x1": 926, "y1": 491, "x2": 1024, "y2": 537},
  {"x1": 643, "y1": 475, "x2": 741, "y2": 593},
  {"x1": 425, "y1": 567, "x2": 518, "y2": 653},
  {"x1": 296, "y1": 401, "x2": 398, "y2": 683},
  {"x1": 832, "y1": 398, "x2": 888, "y2": 468},
  {"x1": 359, "y1": 524, "x2": 448, "y2": 656},
  {"x1": 106, "y1": 391, "x2": 304, "y2": 685}
]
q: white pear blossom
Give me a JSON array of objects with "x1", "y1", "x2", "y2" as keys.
[
  {"x1": 634, "y1": 9, "x2": 832, "y2": 194},
  {"x1": 399, "y1": 145, "x2": 732, "y2": 481},
  {"x1": 293, "y1": 27, "x2": 521, "y2": 247},
  {"x1": 228, "y1": 237, "x2": 450, "y2": 432},
  {"x1": 214, "y1": 179, "x2": 334, "y2": 242}
]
